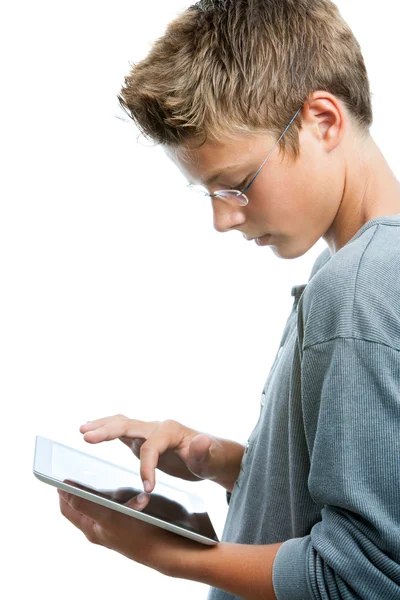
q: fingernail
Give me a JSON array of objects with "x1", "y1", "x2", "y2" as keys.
[
  {"x1": 143, "y1": 480, "x2": 151, "y2": 492},
  {"x1": 136, "y1": 493, "x2": 148, "y2": 503}
]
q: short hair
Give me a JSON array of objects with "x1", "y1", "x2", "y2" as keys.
[{"x1": 117, "y1": 0, "x2": 373, "y2": 161}]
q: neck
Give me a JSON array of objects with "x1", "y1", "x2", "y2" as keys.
[{"x1": 324, "y1": 134, "x2": 400, "y2": 254}]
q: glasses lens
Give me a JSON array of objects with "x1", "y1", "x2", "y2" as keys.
[
  {"x1": 215, "y1": 190, "x2": 248, "y2": 206},
  {"x1": 188, "y1": 184, "x2": 209, "y2": 196}
]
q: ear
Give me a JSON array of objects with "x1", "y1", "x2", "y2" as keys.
[{"x1": 301, "y1": 91, "x2": 346, "y2": 153}]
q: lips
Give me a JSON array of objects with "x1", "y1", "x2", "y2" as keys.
[
  {"x1": 243, "y1": 234, "x2": 267, "y2": 241},
  {"x1": 255, "y1": 234, "x2": 271, "y2": 246},
  {"x1": 242, "y1": 233, "x2": 271, "y2": 244}
]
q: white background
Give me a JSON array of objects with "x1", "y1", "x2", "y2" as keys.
[{"x1": 1, "y1": 1, "x2": 398, "y2": 598}]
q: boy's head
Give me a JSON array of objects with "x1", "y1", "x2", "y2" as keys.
[{"x1": 118, "y1": 0, "x2": 373, "y2": 258}]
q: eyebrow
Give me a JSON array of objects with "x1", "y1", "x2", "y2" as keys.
[{"x1": 202, "y1": 163, "x2": 243, "y2": 186}]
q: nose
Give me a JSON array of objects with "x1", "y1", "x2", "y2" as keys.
[{"x1": 211, "y1": 197, "x2": 246, "y2": 233}]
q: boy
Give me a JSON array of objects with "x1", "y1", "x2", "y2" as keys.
[{"x1": 58, "y1": 1, "x2": 400, "y2": 598}]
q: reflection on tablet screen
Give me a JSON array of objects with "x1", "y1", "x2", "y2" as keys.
[{"x1": 64, "y1": 479, "x2": 217, "y2": 540}]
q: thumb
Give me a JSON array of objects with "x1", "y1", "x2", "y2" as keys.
[
  {"x1": 189, "y1": 433, "x2": 213, "y2": 464},
  {"x1": 187, "y1": 433, "x2": 223, "y2": 480}
]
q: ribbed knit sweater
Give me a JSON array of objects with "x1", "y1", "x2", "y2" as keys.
[{"x1": 208, "y1": 214, "x2": 400, "y2": 600}]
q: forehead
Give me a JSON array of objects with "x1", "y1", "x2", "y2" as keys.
[{"x1": 164, "y1": 132, "x2": 273, "y2": 184}]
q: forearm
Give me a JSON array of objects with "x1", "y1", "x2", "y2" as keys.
[
  {"x1": 211, "y1": 438, "x2": 245, "y2": 492},
  {"x1": 173, "y1": 539, "x2": 283, "y2": 600}
]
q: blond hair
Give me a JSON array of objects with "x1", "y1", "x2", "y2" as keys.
[{"x1": 118, "y1": 0, "x2": 373, "y2": 160}]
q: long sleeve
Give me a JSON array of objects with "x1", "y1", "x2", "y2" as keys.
[{"x1": 273, "y1": 337, "x2": 400, "y2": 599}]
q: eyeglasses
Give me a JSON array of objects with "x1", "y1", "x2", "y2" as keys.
[{"x1": 188, "y1": 106, "x2": 302, "y2": 206}]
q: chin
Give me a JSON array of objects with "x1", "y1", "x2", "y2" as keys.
[{"x1": 270, "y1": 240, "x2": 313, "y2": 260}]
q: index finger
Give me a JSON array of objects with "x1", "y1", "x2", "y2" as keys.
[{"x1": 139, "y1": 422, "x2": 182, "y2": 492}]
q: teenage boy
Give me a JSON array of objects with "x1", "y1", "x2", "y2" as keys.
[{"x1": 58, "y1": 1, "x2": 400, "y2": 598}]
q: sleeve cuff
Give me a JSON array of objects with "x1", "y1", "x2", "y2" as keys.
[{"x1": 272, "y1": 536, "x2": 313, "y2": 600}]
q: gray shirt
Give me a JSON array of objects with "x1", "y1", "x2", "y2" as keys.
[{"x1": 208, "y1": 214, "x2": 400, "y2": 600}]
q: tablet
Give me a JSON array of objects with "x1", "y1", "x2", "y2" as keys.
[{"x1": 33, "y1": 436, "x2": 219, "y2": 545}]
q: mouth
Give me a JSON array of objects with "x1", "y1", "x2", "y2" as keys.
[
  {"x1": 255, "y1": 234, "x2": 271, "y2": 246},
  {"x1": 243, "y1": 233, "x2": 271, "y2": 245}
]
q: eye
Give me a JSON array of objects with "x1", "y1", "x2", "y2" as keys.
[{"x1": 229, "y1": 178, "x2": 248, "y2": 191}]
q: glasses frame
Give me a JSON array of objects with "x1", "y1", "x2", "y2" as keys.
[{"x1": 188, "y1": 105, "x2": 303, "y2": 206}]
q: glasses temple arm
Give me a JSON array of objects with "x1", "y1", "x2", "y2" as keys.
[{"x1": 242, "y1": 106, "x2": 302, "y2": 194}]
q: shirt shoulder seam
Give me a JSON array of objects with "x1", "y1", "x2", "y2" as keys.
[{"x1": 303, "y1": 335, "x2": 400, "y2": 353}]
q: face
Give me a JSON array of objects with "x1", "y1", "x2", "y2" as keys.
[{"x1": 165, "y1": 99, "x2": 347, "y2": 259}]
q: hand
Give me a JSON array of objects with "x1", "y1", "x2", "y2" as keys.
[
  {"x1": 80, "y1": 415, "x2": 244, "y2": 492},
  {"x1": 57, "y1": 489, "x2": 210, "y2": 578}
]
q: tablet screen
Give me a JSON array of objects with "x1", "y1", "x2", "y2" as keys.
[{"x1": 34, "y1": 436, "x2": 218, "y2": 543}]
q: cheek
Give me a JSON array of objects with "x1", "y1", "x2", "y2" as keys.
[
  {"x1": 245, "y1": 152, "x2": 343, "y2": 228},
  {"x1": 284, "y1": 159, "x2": 341, "y2": 220}
]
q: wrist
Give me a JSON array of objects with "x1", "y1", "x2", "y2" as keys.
[
  {"x1": 170, "y1": 538, "x2": 221, "y2": 581},
  {"x1": 161, "y1": 534, "x2": 217, "y2": 580},
  {"x1": 175, "y1": 541, "x2": 282, "y2": 600}
]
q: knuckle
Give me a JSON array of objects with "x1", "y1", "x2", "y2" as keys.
[
  {"x1": 148, "y1": 420, "x2": 161, "y2": 431},
  {"x1": 69, "y1": 495, "x2": 82, "y2": 511},
  {"x1": 162, "y1": 419, "x2": 178, "y2": 430},
  {"x1": 140, "y1": 443, "x2": 156, "y2": 456},
  {"x1": 85, "y1": 529, "x2": 98, "y2": 545}
]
